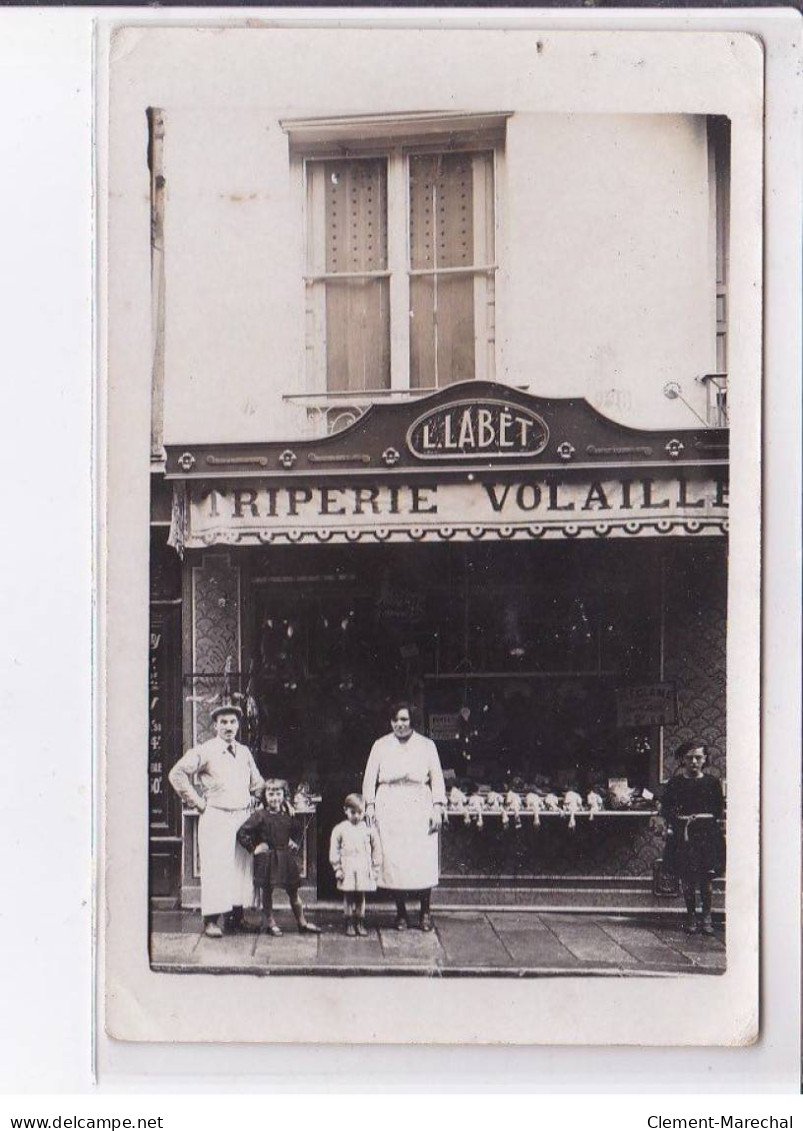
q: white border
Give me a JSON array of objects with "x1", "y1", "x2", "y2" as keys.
[{"x1": 0, "y1": 3, "x2": 797, "y2": 1093}]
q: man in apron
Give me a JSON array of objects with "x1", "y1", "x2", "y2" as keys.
[{"x1": 169, "y1": 704, "x2": 264, "y2": 937}]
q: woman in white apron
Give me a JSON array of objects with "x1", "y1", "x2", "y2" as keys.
[{"x1": 362, "y1": 702, "x2": 446, "y2": 931}]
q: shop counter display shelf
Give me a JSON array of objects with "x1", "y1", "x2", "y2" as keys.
[{"x1": 443, "y1": 808, "x2": 659, "y2": 821}]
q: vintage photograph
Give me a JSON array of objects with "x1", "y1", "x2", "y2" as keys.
[{"x1": 103, "y1": 23, "x2": 763, "y2": 1042}]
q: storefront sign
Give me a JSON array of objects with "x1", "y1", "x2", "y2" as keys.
[
  {"x1": 178, "y1": 471, "x2": 728, "y2": 547},
  {"x1": 407, "y1": 398, "x2": 549, "y2": 460},
  {"x1": 148, "y1": 626, "x2": 166, "y2": 821},
  {"x1": 375, "y1": 582, "x2": 426, "y2": 623},
  {"x1": 616, "y1": 683, "x2": 678, "y2": 727},
  {"x1": 428, "y1": 712, "x2": 461, "y2": 741},
  {"x1": 150, "y1": 610, "x2": 182, "y2": 832},
  {"x1": 166, "y1": 381, "x2": 729, "y2": 487}
]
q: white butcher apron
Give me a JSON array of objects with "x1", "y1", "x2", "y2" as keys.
[{"x1": 198, "y1": 805, "x2": 254, "y2": 917}]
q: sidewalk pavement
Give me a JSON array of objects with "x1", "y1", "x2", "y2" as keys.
[{"x1": 151, "y1": 907, "x2": 725, "y2": 977}]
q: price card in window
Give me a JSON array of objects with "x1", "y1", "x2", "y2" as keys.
[
  {"x1": 616, "y1": 683, "x2": 678, "y2": 727},
  {"x1": 428, "y1": 712, "x2": 461, "y2": 742}
]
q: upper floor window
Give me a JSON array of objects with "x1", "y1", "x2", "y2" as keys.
[{"x1": 285, "y1": 113, "x2": 507, "y2": 397}]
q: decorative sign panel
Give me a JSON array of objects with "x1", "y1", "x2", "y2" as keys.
[
  {"x1": 176, "y1": 471, "x2": 728, "y2": 548},
  {"x1": 407, "y1": 398, "x2": 549, "y2": 460},
  {"x1": 165, "y1": 380, "x2": 729, "y2": 481}
]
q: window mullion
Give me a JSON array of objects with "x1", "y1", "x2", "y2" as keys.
[{"x1": 387, "y1": 150, "x2": 409, "y2": 390}]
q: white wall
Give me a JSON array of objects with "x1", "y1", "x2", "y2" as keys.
[
  {"x1": 164, "y1": 108, "x2": 304, "y2": 442},
  {"x1": 124, "y1": 30, "x2": 724, "y2": 443},
  {"x1": 501, "y1": 114, "x2": 714, "y2": 422}
]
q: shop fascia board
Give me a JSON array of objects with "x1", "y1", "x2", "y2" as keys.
[{"x1": 162, "y1": 381, "x2": 729, "y2": 482}]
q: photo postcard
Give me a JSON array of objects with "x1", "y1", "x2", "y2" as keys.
[{"x1": 100, "y1": 19, "x2": 763, "y2": 1045}]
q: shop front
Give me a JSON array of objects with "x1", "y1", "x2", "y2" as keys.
[{"x1": 149, "y1": 383, "x2": 728, "y2": 911}]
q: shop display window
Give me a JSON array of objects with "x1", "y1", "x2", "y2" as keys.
[
  {"x1": 234, "y1": 542, "x2": 660, "y2": 794},
  {"x1": 171, "y1": 537, "x2": 724, "y2": 894}
]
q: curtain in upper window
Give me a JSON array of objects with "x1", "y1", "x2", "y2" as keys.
[
  {"x1": 409, "y1": 152, "x2": 495, "y2": 389},
  {"x1": 307, "y1": 158, "x2": 390, "y2": 393}
]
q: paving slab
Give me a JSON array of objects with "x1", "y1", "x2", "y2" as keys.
[
  {"x1": 597, "y1": 921, "x2": 694, "y2": 967},
  {"x1": 253, "y1": 931, "x2": 320, "y2": 965},
  {"x1": 543, "y1": 917, "x2": 637, "y2": 966},
  {"x1": 379, "y1": 927, "x2": 445, "y2": 966},
  {"x1": 318, "y1": 931, "x2": 386, "y2": 966},
  {"x1": 651, "y1": 925, "x2": 726, "y2": 953},
  {"x1": 151, "y1": 911, "x2": 206, "y2": 935},
  {"x1": 149, "y1": 931, "x2": 203, "y2": 965},
  {"x1": 435, "y1": 913, "x2": 512, "y2": 967},
  {"x1": 193, "y1": 932, "x2": 257, "y2": 967},
  {"x1": 487, "y1": 914, "x2": 580, "y2": 967},
  {"x1": 488, "y1": 912, "x2": 557, "y2": 933},
  {"x1": 630, "y1": 926, "x2": 725, "y2": 972},
  {"x1": 669, "y1": 945, "x2": 726, "y2": 971}
]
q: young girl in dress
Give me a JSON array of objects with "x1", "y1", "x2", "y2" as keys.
[
  {"x1": 661, "y1": 742, "x2": 725, "y2": 935},
  {"x1": 236, "y1": 779, "x2": 320, "y2": 937},
  {"x1": 329, "y1": 793, "x2": 383, "y2": 937}
]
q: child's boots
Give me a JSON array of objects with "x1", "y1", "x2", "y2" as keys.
[
  {"x1": 355, "y1": 918, "x2": 368, "y2": 937},
  {"x1": 345, "y1": 916, "x2": 357, "y2": 938}
]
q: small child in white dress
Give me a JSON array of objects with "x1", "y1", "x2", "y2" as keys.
[{"x1": 329, "y1": 793, "x2": 383, "y2": 937}]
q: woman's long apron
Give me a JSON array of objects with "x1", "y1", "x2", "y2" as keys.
[{"x1": 376, "y1": 781, "x2": 438, "y2": 890}]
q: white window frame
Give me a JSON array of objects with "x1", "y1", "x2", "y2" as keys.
[{"x1": 283, "y1": 113, "x2": 509, "y2": 396}]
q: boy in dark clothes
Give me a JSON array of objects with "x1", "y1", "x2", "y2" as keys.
[
  {"x1": 236, "y1": 779, "x2": 320, "y2": 937},
  {"x1": 661, "y1": 742, "x2": 725, "y2": 936}
]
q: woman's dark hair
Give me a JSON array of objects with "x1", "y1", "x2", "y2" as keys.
[
  {"x1": 389, "y1": 700, "x2": 414, "y2": 723},
  {"x1": 675, "y1": 741, "x2": 710, "y2": 762}
]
